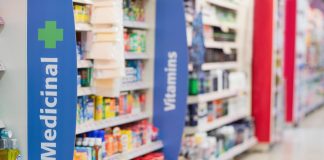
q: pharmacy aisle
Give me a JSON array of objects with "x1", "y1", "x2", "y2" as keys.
[
  {"x1": 0, "y1": 0, "x2": 189, "y2": 159},
  {"x1": 286, "y1": 0, "x2": 324, "y2": 125},
  {"x1": 1, "y1": 0, "x2": 324, "y2": 159},
  {"x1": 180, "y1": 0, "x2": 256, "y2": 159}
]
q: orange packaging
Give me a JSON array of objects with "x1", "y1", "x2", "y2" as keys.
[
  {"x1": 105, "y1": 135, "x2": 114, "y2": 156},
  {"x1": 127, "y1": 93, "x2": 134, "y2": 114},
  {"x1": 119, "y1": 95, "x2": 125, "y2": 115},
  {"x1": 110, "y1": 98, "x2": 117, "y2": 117}
]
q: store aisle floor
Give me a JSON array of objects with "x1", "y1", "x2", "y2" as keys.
[{"x1": 238, "y1": 106, "x2": 324, "y2": 160}]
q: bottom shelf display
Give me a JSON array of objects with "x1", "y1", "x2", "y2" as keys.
[
  {"x1": 0, "y1": 124, "x2": 22, "y2": 159},
  {"x1": 180, "y1": 118, "x2": 255, "y2": 160},
  {"x1": 74, "y1": 120, "x2": 162, "y2": 160}
]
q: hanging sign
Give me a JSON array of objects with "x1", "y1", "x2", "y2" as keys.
[
  {"x1": 154, "y1": 0, "x2": 189, "y2": 159},
  {"x1": 27, "y1": 1, "x2": 77, "y2": 159}
]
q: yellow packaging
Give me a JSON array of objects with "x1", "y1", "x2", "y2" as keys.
[
  {"x1": 0, "y1": 149, "x2": 21, "y2": 160},
  {"x1": 81, "y1": 6, "x2": 86, "y2": 23},
  {"x1": 84, "y1": 6, "x2": 90, "y2": 23},
  {"x1": 110, "y1": 99, "x2": 117, "y2": 118},
  {"x1": 74, "y1": 5, "x2": 83, "y2": 23},
  {"x1": 104, "y1": 98, "x2": 115, "y2": 119},
  {"x1": 126, "y1": 130, "x2": 133, "y2": 151},
  {"x1": 95, "y1": 96, "x2": 104, "y2": 120}
]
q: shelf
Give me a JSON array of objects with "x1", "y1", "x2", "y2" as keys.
[
  {"x1": 77, "y1": 60, "x2": 92, "y2": 68},
  {"x1": 201, "y1": 62, "x2": 239, "y2": 70},
  {"x1": 0, "y1": 121, "x2": 5, "y2": 129},
  {"x1": 77, "y1": 87, "x2": 93, "y2": 96},
  {"x1": 76, "y1": 112, "x2": 150, "y2": 135},
  {"x1": 125, "y1": 52, "x2": 150, "y2": 60},
  {"x1": 206, "y1": 0, "x2": 239, "y2": 11},
  {"x1": 216, "y1": 138, "x2": 257, "y2": 160},
  {"x1": 75, "y1": 23, "x2": 92, "y2": 32},
  {"x1": 121, "y1": 82, "x2": 150, "y2": 92},
  {"x1": 304, "y1": 100, "x2": 324, "y2": 116},
  {"x1": 123, "y1": 20, "x2": 148, "y2": 29},
  {"x1": 188, "y1": 89, "x2": 240, "y2": 104},
  {"x1": 184, "y1": 112, "x2": 250, "y2": 134},
  {"x1": 205, "y1": 41, "x2": 238, "y2": 50},
  {"x1": 188, "y1": 62, "x2": 239, "y2": 71},
  {"x1": 104, "y1": 140, "x2": 163, "y2": 160},
  {"x1": 204, "y1": 18, "x2": 237, "y2": 31},
  {"x1": 73, "y1": 0, "x2": 93, "y2": 5}
]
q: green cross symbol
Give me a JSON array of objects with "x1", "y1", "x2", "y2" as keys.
[{"x1": 38, "y1": 21, "x2": 64, "y2": 49}]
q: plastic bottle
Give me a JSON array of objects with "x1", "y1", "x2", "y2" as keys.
[{"x1": 189, "y1": 72, "x2": 199, "y2": 95}]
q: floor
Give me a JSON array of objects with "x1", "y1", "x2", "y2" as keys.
[{"x1": 238, "y1": 106, "x2": 324, "y2": 160}]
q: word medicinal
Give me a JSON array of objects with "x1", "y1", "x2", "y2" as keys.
[{"x1": 40, "y1": 57, "x2": 58, "y2": 159}]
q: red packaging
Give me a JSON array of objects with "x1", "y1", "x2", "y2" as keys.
[{"x1": 124, "y1": 29, "x2": 130, "y2": 51}]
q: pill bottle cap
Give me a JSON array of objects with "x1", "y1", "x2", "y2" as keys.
[{"x1": 1, "y1": 129, "x2": 13, "y2": 139}]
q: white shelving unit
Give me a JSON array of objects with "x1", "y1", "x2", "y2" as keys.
[
  {"x1": 121, "y1": 81, "x2": 150, "y2": 92},
  {"x1": 216, "y1": 138, "x2": 257, "y2": 160},
  {"x1": 73, "y1": 0, "x2": 93, "y2": 5},
  {"x1": 304, "y1": 99, "x2": 324, "y2": 116},
  {"x1": 120, "y1": 0, "x2": 157, "y2": 133},
  {"x1": 104, "y1": 141, "x2": 163, "y2": 160},
  {"x1": 203, "y1": 18, "x2": 237, "y2": 31},
  {"x1": 204, "y1": 40, "x2": 238, "y2": 50},
  {"x1": 269, "y1": 0, "x2": 286, "y2": 145},
  {"x1": 77, "y1": 59, "x2": 93, "y2": 68},
  {"x1": 76, "y1": 113, "x2": 150, "y2": 135},
  {"x1": 77, "y1": 87, "x2": 93, "y2": 96},
  {"x1": 201, "y1": 62, "x2": 239, "y2": 70},
  {"x1": 75, "y1": 23, "x2": 92, "y2": 32},
  {"x1": 184, "y1": 112, "x2": 250, "y2": 134},
  {"x1": 124, "y1": 20, "x2": 149, "y2": 29},
  {"x1": 187, "y1": 89, "x2": 240, "y2": 104},
  {"x1": 74, "y1": 0, "x2": 156, "y2": 130},
  {"x1": 73, "y1": 0, "x2": 161, "y2": 158},
  {"x1": 124, "y1": 52, "x2": 150, "y2": 60},
  {"x1": 183, "y1": 0, "x2": 255, "y2": 158},
  {"x1": 74, "y1": 0, "x2": 93, "y2": 99},
  {"x1": 205, "y1": 0, "x2": 239, "y2": 10},
  {"x1": 188, "y1": 62, "x2": 239, "y2": 71}
]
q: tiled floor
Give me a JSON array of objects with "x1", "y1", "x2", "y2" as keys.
[{"x1": 238, "y1": 106, "x2": 324, "y2": 160}]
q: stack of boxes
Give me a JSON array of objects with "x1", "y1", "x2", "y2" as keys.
[{"x1": 89, "y1": 0, "x2": 126, "y2": 97}]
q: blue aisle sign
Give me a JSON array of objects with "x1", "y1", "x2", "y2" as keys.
[
  {"x1": 27, "y1": 1, "x2": 76, "y2": 160},
  {"x1": 154, "y1": 0, "x2": 189, "y2": 159}
]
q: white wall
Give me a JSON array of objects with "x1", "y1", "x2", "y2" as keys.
[{"x1": 0, "y1": 0, "x2": 28, "y2": 159}]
